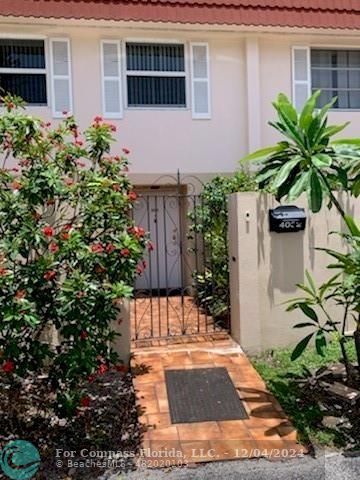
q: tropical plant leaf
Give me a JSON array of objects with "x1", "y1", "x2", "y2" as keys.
[
  {"x1": 256, "y1": 165, "x2": 283, "y2": 184},
  {"x1": 287, "y1": 171, "x2": 310, "y2": 201},
  {"x1": 352, "y1": 178, "x2": 360, "y2": 197},
  {"x1": 322, "y1": 123, "x2": 350, "y2": 138},
  {"x1": 293, "y1": 322, "x2": 317, "y2": 328},
  {"x1": 315, "y1": 330, "x2": 327, "y2": 356},
  {"x1": 291, "y1": 333, "x2": 314, "y2": 361},
  {"x1": 311, "y1": 153, "x2": 332, "y2": 169},
  {"x1": 277, "y1": 93, "x2": 298, "y2": 124},
  {"x1": 317, "y1": 97, "x2": 337, "y2": 123},
  {"x1": 240, "y1": 145, "x2": 285, "y2": 163},
  {"x1": 299, "y1": 90, "x2": 320, "y2": 132},
  {"x1": 272, "y1": 157, "x2": 301, "y2": 189},
  {"x1": 332, "y1": 138, "x2": 360, "y2": 146},
  {"x1": 344, "y1": 214, "x2": 360, "y2": 237},
  {"x1": 308, "y1": 170, "x2": 323, "y2": 213},
  {"x1": 305, "y1": 270, "x2": 317, "y2": 295},
  {"x1": 298, "y1": 303, "x2": 319, "y2": 322},
  {"x1": 333, "y1": 166, "x2": 348, "y2": 190}
]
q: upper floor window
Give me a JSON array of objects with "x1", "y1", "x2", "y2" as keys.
[
  {"x1": 125, "y1": 43, "x2": 186, "y2": 108},
  {"x1": 0, "y1": 39, "x2": 47, "y2": 105},
  {"x1": 311, "y1": 49, "x2": 360, "y2": 109}
]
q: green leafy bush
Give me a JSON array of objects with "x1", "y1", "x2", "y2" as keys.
[
  {"x1": 188, "y1": 171, "x2": 257, "y2": 323},
  {"x1": 242, "y1": 91, "x2": 360, "y2": 376},
  {"x1": 0, "y1": 95, "x2": 147, "y2": 416}
]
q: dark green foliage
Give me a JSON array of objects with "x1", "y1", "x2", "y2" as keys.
[{"x1": 188, "y1": 171, "x2": 257, "y2": 322}]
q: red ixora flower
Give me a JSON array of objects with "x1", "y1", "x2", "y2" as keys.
[
  {"x1": 105, "y1": 243, "x2": 116, "y2": 254},
  {"x1": 80, "y1": 330, "x2": 88, "y2": 340},
  {"x1": 94, "y1": 116, "x2": 103, "y2": 123},
  {"x1": 80, "y1": 396, "x2": 90, "y2": 408},
  {"x1": 15, "y1": 290, "x2": 26, "y2": 300},
  {"x1": 97, "y1": 364, "x2": 109, "y2": 375},
  {"x1": 49, "y1": 242, "x2": 59, "y2": 253},
  {"x1": 42, "y1": 225, "x2": 54, "y2": 237},
  {"x1": 109, "y1": 124, "x2": 117, "y2": 132},
  {"x1": 136, "y1": 264, "x2": 144, "y2": 275},
  {"x1": 122, "y1": 148, "x2": 130, "y2": 155},
  {"x1": 0, "y1": 267, "x2": 9, "y2": 276},
  {"x1": 128, "y1": 191, "x2": 137, "y2": 202},
  {"x1": 128, "y1": 226, "x2": 145, "y2": 239},
  {"x1": 74, "y1": 140, "x2": 83, "y2": 147},
  {"x1": 60, "y1": 232, "x2": 70, "y2": 241},
  {"x1": 10, "y1": 181, "x2": 22, "y2": 191},
  {"x1": 62, "y1": 110, "x2": 68, "y2": 116},
  {"x1": 19, "y1": 159, "x2": 30, "y2": 168},
  {"x1": 43, "y1": 270, "x2": 56, "y2": 282},
  {"x1": 64, "y1": 177, "x2": 74, "y2": 187},
  {"x1": 120, "y1": 248, "x2": 130, "y2": 257},
  {"x1": 91, "y1": 243, "x2": 104, "y2": 254},
  {"x1": 147, "y1": 241, "x2": 154, "y2": 251},
  {"x1": 2, "y1": 360, "x2": 15, "y2": 374}
]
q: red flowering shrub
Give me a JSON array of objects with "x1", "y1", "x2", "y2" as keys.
[{"x1": 0, "y1": 94, "x2": 147, "y2": 417}]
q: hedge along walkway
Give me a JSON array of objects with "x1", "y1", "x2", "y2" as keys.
[{"x1": 132, "y1": 335, "x2": 307, "y2": 468}]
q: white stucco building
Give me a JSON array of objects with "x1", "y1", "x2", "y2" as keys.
[{"x1": 1, "y1": 1, "x2": 360, "y2": 185}]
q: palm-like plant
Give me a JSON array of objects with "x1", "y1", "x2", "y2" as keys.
[
  {"x1": 242, "y1": 91, "x2": 360, "y2": 372},
  {"x1": 242, "y1": 90, "x2": 360, "y2": 235}
]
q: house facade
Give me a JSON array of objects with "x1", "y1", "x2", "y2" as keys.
[
  {"x1": 2, "y1": 1, "x2": 360, "y2": 342},
  {"x1": 1, "y1": 1, "x2": 360, "y2": 186}
]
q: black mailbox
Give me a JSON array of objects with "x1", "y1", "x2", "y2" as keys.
[{"x1": 269, "y1": 205, "x2": 306, "y2": 233}]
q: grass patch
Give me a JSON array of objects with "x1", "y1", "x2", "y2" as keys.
[{"x1": 252, "y1": 339, "x2": 357, "y2": 449}]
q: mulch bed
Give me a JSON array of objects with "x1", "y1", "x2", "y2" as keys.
[{"x1": 0, "y1": 370, "x2": 145, "y2": 479}]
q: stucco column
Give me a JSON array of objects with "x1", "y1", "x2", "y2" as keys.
[
  {"x1": 228, "y1": 193, "x2": 262, "y2": 353},
  {"x1": 245, "y1": 37, "x2": 261, "y2": 153},
  {"x1": 111, "y1": 300, "x2": 131, "y2": 365}
]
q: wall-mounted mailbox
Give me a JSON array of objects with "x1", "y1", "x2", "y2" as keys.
[{"x1": 269, "y1": 205, "x2": 306, "y2": 233}]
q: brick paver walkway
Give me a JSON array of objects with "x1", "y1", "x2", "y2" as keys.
[{"x1": 132, "y1": 336, "x2": 307, "y2": 467}]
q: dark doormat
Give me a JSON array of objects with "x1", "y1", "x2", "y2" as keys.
[{"x1": 165, "y1": 367, "x2": 248, "y2": 424}]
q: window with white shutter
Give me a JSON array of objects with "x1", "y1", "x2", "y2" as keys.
[
  {"x1": 50, "y1": 38, "x2": 73, "y2": 117},
  {"x1": 190, "y1": 43, "x2": 211, "y2": 119},
  {"x1": 292, "y1": 46, "x2": 311, "y2": 110},
  {"x1": 101, "y1": 40, "x2": 123, "y2": 119},
  {"x1": 125, "y1": 42, "x2": 185, "y2": 108},
  {"x1": 0, "y1": 39, "x2": 47, "y2": 105}
]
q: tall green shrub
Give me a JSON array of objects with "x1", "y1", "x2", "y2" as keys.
[
  {"x1": 0, "y1": 95, "x2": 147, "y2": 416},
  {"x1": 188, "y1": 171, "x2": 257, "y2": 323}
]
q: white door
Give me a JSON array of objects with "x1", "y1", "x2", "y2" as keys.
[{"x1": 134, "y1": 192, "x2": 182, "y2": 291}]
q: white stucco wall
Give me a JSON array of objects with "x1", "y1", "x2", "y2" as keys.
[
  {"x1": 2, "y1": 20, "x2": 360, "y2": 180},
  {"x1": 229, "y1": 192, "x2": 360, "y2": 354},
  {"x1": 259, "y1": 34, "x2": 360, "y2": 146},
  {"x1": 0, "y1": 21, "x2": 247, "y2": 178}
]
